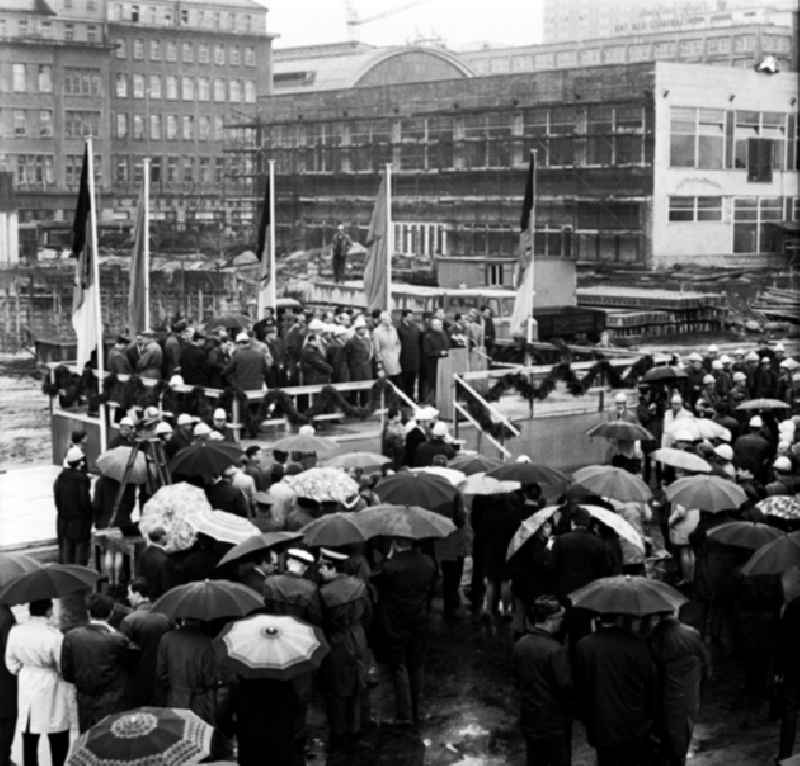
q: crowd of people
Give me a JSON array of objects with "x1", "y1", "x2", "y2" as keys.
[
  {"x1": 3, "y1": 337, "x2": 800, "y2": 766},
  {"x1": 105, "y1": 304, "x2": 496, "y2": 405}
]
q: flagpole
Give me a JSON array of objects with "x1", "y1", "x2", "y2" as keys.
[
  {"x1": 143, "y1": 157, "x2": 150, "y2": 332},
  {"x1": 385, "y1": 162, "x2": 392, "y2": 314},
  {"x1": 268, "y1": 159, "x2": 276, "y2": 311},
  {"x1": 86, "y1": 137, "x2": 106, "y2": 453},
  {"x1": 527, "y1": 149, "x2": 537, "y2": 347}
]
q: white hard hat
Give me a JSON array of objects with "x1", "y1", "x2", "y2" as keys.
[
  {"x1": 776, "y1": 342, "x2": 785, "y2": 352},
  {"x1": 66, "y1": 446, "x2": 84, "y2": 464},
  {"x1": 711, "y1": 360, "x2": 723, "y2": 371},
  {"x1": 761, "y1": 356, "x2": 771, "y2": 364},
  {"x1": 298, "y1": 425, "x2": 315, "y2": 436},
  {"x1": 235, "y1": 331, "x2": 249, "y2": 343},
  {"x1": 120, "y1": 416, "x2": 134, "y2": 427},
  {"x1": 714, "y1": 444, "x2": 733, "y2": 461},
  {"x1": 353, "y1": 315, "x2": 366, "y2": 329},
  {"x1": 209, "y1": 430, "x2": 224, "y2": 441},
  {"x1": 735, "y1": 349, "x2": 745, "y2": 357},
  {"x1": 707, "y1": 344, "x2": 719, "y2": 353},
  {"x1": 732, "y1": 371, "x2": 746, "y2": 382},
  {"x1": 720, "y1": 355, "x2": 732, "y2": 365},
  {"x1": 432, "y1": 421, "x2": 448, "y2": 437},
  {"x1": 308, "y1": 319, "x2": 324, "y2": 332},
  {"x1": 194, "y1": 422, "x2": 211, "y2": 436},
  {"x1": 213, "y1": 408, "x2": 226, "y2": 420},
  {"x1": 614, "y1": 393, "x2": 627, "y2": 404},
  {"x1": 746, "y1": 351, "x2": 759, "y2": 362},
  {"x1": 702, "y1": 374, "x2": 715, "y2": 385},
  {"x1": 155, "y1": 422, "x2": 172, "y2": 435},
  {"x1": 774, "y1": 456, "x2": 792, "y2": 472},
  {"x1": 516, "y1": 454, "x2": 531, "y2": 463},
  {"x1": 749, "y1": 415, "x2": 763, "y2": 428},
  {"x1": 670, "y1": 393, "x2": 683, "y2": 404},
  {"x1": 687, "y1": 352, "x2": 702, "y2": 362},
  {"x1": 287, "y1": 548, "x2": 314, "y2": 564},
  {"x1": 169, "y1": 374, "x2": 185, "y2": 386},
  {"x1": 177, "y1": 413, "x2": 192, "y2": 426}
]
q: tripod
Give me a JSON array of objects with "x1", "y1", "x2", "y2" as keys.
[{"x1": 110, "y1": 437, "x2": 171, "y2": 527}]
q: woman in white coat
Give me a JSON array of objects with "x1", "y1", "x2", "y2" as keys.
[{"x1": 4, "y1": 598, "x2": 73, "y2": 766}]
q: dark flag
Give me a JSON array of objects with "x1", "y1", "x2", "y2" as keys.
[
  {"x1": 71, "y1": 146, "x2": 90, "y2": 258},
  {"x1": 519, "y1": 150, "x2": 535, "y2": 232},
  {"x1": 256, "y1": 175, "x2": 270, "y2": 261}
]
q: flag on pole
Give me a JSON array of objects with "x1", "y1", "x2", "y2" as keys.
[
  {"x1": 128, "y1": 187, "x2": 147, "y2": 334},
  {"x1": 510, "y1": 152, "x2": 536, "y2": 337},
  {"x1": 256, "y1": 167, "x2": 272, "y2": 314},
  {"x1": 363, "y1": 170, "x2": 389, "y2": 314},
  {"x1": 71, "y1": 147, "x2": 99, "y2": 369}
]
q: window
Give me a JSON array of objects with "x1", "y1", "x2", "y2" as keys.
[
  {"x1": 182, "y1": 42, "x2": 193, "y2": 63},
  {"x1": 668, "y1": 196, "x2": 722, "y2": 221},
  {"x1": 12, "y1": 64, "x2": 26, "y2": 92},
  {"x1": 132, "y1": 73, "x2": 144, "y2": 98},
  {"x1": 183, "y1": 156, "x2": 193, "y2": 183},
  {"x1": 115, "y1": 74, "x2": 127, "y2": 97},
  {"x1": 183, "y1": 115, "x2": 194, "y2": 140},
  {"x1": 735, "y1": 35, "x2": 754, "y2": 52},
  {"x1": 198, "y1": 115, "x2": 210, "y2": 140},
  {"x1": 166, "y1": 41, "x2": 176, "y2": 62},
  {"x1": 244, "y1": 46, "x2": 255, "y2": 66},
  {"x1": 133, "y1": 161, "x2": 143, "y2": 184},
  {"x1": 244, "y1": 80, "x2": 255, "y2": 103},
  {"x1": 793, "y1": 198, "x2": 800, "y2": 221},
  {"x1": 150, "y1": 39, "x2": 161, "y2": 60},
  {"x1": 14, "y1": 110, "x2": 26, "y2": 137},
  {"x1": 213, "y1": 116, "x2": 224, "y2": 140},
  {"x1": 679, "y1": 39, "x2": 704, "y2": 58},
  {"x1": 734, "y1": 196, "x2": 782, "y2": 253},
  {"x1": 213, "y1": 79, "x2": 225, "y2": 101},
  {"x1": 166, "y1": 114, "x2": 177, "y2": 139},
  {"x1": 628, "y1": 43, "x2": 651, "y2": 61},
  {"x1": 115, "y1": 157, "x2": 128, "y2": 183},
  {"x1": 214, "y1": 44, "x2": 225, "y2": 65},
  {"x1": 179, "y1": 8, "x2": 188, "y2": 24},
  {"x1": 63, "y1": 68, "x2": 102, "y2": 96},
  {"x1": 214, "y1": 157, "x2": 225, "y2": 183},
  {"x1": 38, "y1": 65, "x2": 52, "y2": 93},
  {"x1": 64, "y1": 23, "x2": 74, "y2": 41},
  {"x1": 65, "y1": 110, "x2": 100, "y2": 138},
  {"x1": 707, "y1": 37, "x2": 731, "y2": 54},
  {"x1": 181, "y1": 77, "x2": 194, "y2": 100},
  {"x1": 150, "y1": 114, "x2": 161, "y2": 140},
  {"x1": 735, "y1": 111, "x2": 787, "y2": 173},
  {"x1": 167, "y1": 156, "x2": 178, "y2": 182},
  {"x1": 197, "y1": 77, "x2": 209, "y2": 101},
  {"x1": 133, "y1": 114, "x2": 144, "y2": 139},
  {"x1": 114, "y1": 38, "x2": 126, "y2": 58},
  {"x1": 131, "y1": 3, "x2": 139, "y2": 21},
  {"x1": 165, "y1": 75, "x2": 177, "y2": 99},
  {"x1": 199, "y1": 157, "x2": 210, "y2": 183},
  {"x1": 697, "y1": 196, "x2": 722, "y2": 220},
  {"x1": 116, "y1": 113, "x2": 128, "y2": 138},
  {"x1": 587, "y1": 106, "x2": 613, "y2": 164},
  {"x1": 133, "y1": 38, "x2": 144, "y2": 59},
  {"x1": 146, "y1": 5, "x2": 157, "y2": 23},
  {"x1": 198, "y1": 43, "x2": 209, "y2": 63},
  {"x1": 580, "y1": 49, "x2": 601, "y2": 65},
  {"x1": 229, "y1": 80, "x2": 241, "y2": 102},
  {"x1": 230, "y1": 46, "x2": 240, "y2": 66},
  {"x1": 39, "y1": 110, "x2": 53, "y2": 137},
  {"x1": 149, "y1": 74, "x2": 161, "y2": 98},
  {"x1": 604, "y1": 46, "x2": 625, "y2": 64},
  {"x1": 669, "y1": 107, "x2": 723, "y2": 169}
]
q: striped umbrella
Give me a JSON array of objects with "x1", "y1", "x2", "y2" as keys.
[
  {"x1": 664, "y1": 475, "x2": 746, "y2": 513},
  {"x1": 0, "y1": 552, "x2": 40, "y2": 589},
  {"x1": 354, "y1": 504, "x2": 456, "y2": 540},
  {"x1": 215, "y1": 614, "x2": 329, "y2": 680}
]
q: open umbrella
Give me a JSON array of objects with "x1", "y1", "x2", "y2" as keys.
[
  {"x1": 215, "y1": 613, "x2": 329, "y2": 680},
  {"x1": 0, "y1": 564, "x2": 99, "y2": 605},
  {"x1": 461, "y1": 473, "x2": 520, "y2": 496},
  {"x1": 736, "y1": 399, "x2": 791, "y2": 412},
  {"x1": 664, "y1": 475, "x2": 746, "y2": 513},
  {"x1": 757, "y1": 495, "x2": 800, "y2": 520},
  {"x1": 0, "y1": 552, "x2": 40, "y2": 589},
  {"x1": 205, "y1": 313, "x2": 251, "y2": 330},
  {"x1": 408, "y1": 466, "x2": 466, "y2": 486},
  {"x1": 283, "y1": 468, "x2": 360, "y2": 507},
  {"x1": 151, "y1": 579, "x2": 263, "y2": 621},
  {"x1": 271, "y1": 434, "x2": 339, "y2": 456},
  {"x1": 375, "y1": 472, "x2": 457, "y2": 510},
  {"x1": 189, "y1": 508, "x2": 259, "y2": 545},
  {"x1": 487, "y1": 463, "x2": 569, "y2": 490},
  {"x1": 740, "y1": 533, "x2": 800, "y2": 577},
  {"x1": 301, "y1": 512, "x2": 366, "y2": 547},
  {"x1": 642, "y1": 366, "x2": 687, "y2": 383},
  {"x1": 322, "y1": 452, "x2": 391, "y2": 470},
  {"x1": 694, "y1": 420, "x2": 731, "y2": 442},
  {"x1": 569, "y1": 575, "x2": 687, "y2": 616},
  {"x1": 572, "y1": 465, "x2": 652, "y2": 503},
  {"x1": 96, "y1": 446, "x2": 149, "y2": 484},
  {"x1": 354, "y1": 504, "x2": 456, "y2": 540},
  {"x1": 168, "y1": 442, "x2": 243, "y2": 479},
  {"x1": 579, "y1": 505, "x2": 645, "y2": 551},
  {"x1": 707, "y1": 521, "x2": 784, "y2": 550},
  {"x1": 651, "y1": 448, "x2": 711, "y2": 473},
  {"x1": 448, "y1": 454, "x2": 503, "y2": 475},
  {"x1": 216, "y1": 531, "x2": 303, "y2": 569},
  {"x1": 665, "y1": 419, "x2": 703, "y2": 443},
  {"x1": 586, "y1": 421, "x2": 654, "y2": 442},
  {"x1": 66, "y1": 707, "x2": 213, "y2": 766},
  {"x1": 506, "y1": 507, "x2": 560, "y2": 560}
]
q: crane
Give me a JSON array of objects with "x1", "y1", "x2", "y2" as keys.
[{"x1": 344, "y1": 0, "x2": 427, "y2": 42}]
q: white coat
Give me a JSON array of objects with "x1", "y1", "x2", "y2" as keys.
[
  {"x1": 372, "y1": 324, "x2": 402, "y2": 377},
  {"x1": 661, "y1": 407, "x2": 694, "y2": 448},
  {"x1": 5, "y1": 617, "x2": 74, "y2": 734}
]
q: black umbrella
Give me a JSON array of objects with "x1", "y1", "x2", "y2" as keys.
[
  {"x1": 487, "y1": 463, "x2": 569, "y2": 490},
  {"x1": 374, "y1": 472, "x2": 456, "y2": 510},
  {"x1": 216, "y1": 531, "x2": 303, "y2": 569},
  {"x1": 642, "y1": 366, "x2": 688, "y2": 382},
  {"x1": 169, "y1": 442, "x2": 243, "y2": 479},
  {"x1": 0, "y1": 564, "x2": 99, "y2": 605},
  {"x1": 151, "y1": 579, "x2": 263, "y2": 621}
]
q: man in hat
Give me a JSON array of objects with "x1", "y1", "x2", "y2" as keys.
[
  {"x1": 346, "y1": 316, "x2": 374, "y2": 405},
  {"x1": 685, "y1": 353, "x2": 705, "y2": 408},
  {"x1": 766, "y1": 456, "x2": 797, "y2": 496},
  {"x1": 606, "y1": 393, "x2": 641, "y2": 473},
  {"x1": 773, "y1": 341, "x2": 786, "y2": 373},
  {"x1": 265, "y1": 320, "x2": 286, "y2": 388},
  {"x1": 166, "y1": 413, "x2": 194, "y2": 459},
  {"x1": 193, "y1": 421, "x2": 212, "y2": 444},
  {"x1": 108, "y1": 335, "x2": 133, "y2": 376},
  {"x1": 285, "y1": 313, "x2": 308, "y2": 386},
  {"x1": 126, "y1": 332, "x2": 146, "y2": 370},
  {"x1": 224, "y1": 332, "x2": 269, "y2": 391},
  {"x1": 205, "y1": 467, "x2": 250, "y2": 518},
  {"x1": 661, "y1": 393, "x2": 692, "y2": 449},
  {"x1": 744, "y1": 351, "x2": 760, "y2": 397},
  {"x1": 711, "y1": 444, "x2": 735, "y2": 479},
  {"x1": 318, "y1": 547, "x2": 372, "y2": 756},
  {"x1": 211, "y1": 408, "x2": 235, "y2": 441},
  {"x1": 513, "y1": 596, "x2": 572, "y2": 766},
  {"x1": 243, "y1": 445, "x2": 270, "y2": 492},
  {"x1": 163, "y1": 320, "x2": 186, "y2": 379},
  {"x1": 413, "y1": 421, "x2": 456, "y2": 467},
  {"x1": 398, "y1": 310, "x2": 422, "y2": 400},
  {"x1": 728, "y1": 371, "x2": 749, "y2": 412},
  {"x1": 700, "y1": 374, "x2": 720, "y2": 413},
  {"x1": 263, "y1": 548, "x2": 323, "y2": 626},
  {"x1": 421, "y1": 317, "x2": 450, "y2": 405},
  {"x1": 733, "y1": 415, "x2": 773, "y2": 485},
  {"x1": 703, "y1": 344, "x2": 719, "y2": 373},
  {"x1": 373, "y1": 537, "x2": 437, "y2": 726},
  {"x1": 179, "y1": 331, "x2": 209, "y2": 386},
  {"x1": 53, "y1": 446, "x2": 93, "y2": 564},
  {"x1": 331, "y1": 223, "x2": 352, "y2": 283},
  {"x1": 136, "y1": 331, "x2": 163, "y2": 380},
  {"x1": 109, "y1": 416, "x2": 136, "y2": 448}
]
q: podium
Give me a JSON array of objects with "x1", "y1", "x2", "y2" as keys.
[{"x1": 435, "y1": 346, "x2": 488, "y2": 417}]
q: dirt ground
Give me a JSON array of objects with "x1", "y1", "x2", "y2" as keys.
[{"x1": 0, "y1": 356, "x2": 785, "y2": 765}]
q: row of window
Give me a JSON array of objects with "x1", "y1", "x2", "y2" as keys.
[
  {"x1": 114, "y1": 39, "x2": 257, "y2": 67},
  {"x1": 114, "y1": 73, "x2": 256, "y2": 103},
  {"x1": 7, "y1": 153, "x2": 102, "y2": 188},
  {"x1": 113, "y1": 154, "x2": 225, "y2": 185},
  {"x1": 109, "y1": 3, "x2": 257, "y2": 34},
  {"x1": 669, "y1": 107, "x2": 797, "y2": 173},
  {"x1": 2, "y1": 64, "x2": 53, "y2": 94},
  {"x1": 0, "y1": 18, "x2": 102, "y2": 44},
  {"x1": 115, "y1": 113, "x2": 225, "y2": 142},
  {"x1": 4, "y1": 108, "x2": 99, "y2": 139}
]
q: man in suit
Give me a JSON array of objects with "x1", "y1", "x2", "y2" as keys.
[
  {"x1": 346, "y1": 316, "x2": 374, "y2": 406},
  {"x1": 136, "y1": 331, "x2": 163, "y2": 379},
  {"x1": 53, "y1": 446, "x2": 93, "y2": 565},
  {"x1": 223, "y1": 333, "x2": 269, "y2": 391},
  {"x1": 421, "y1": 318, "x2": 449, "y2": 405},
  {"x1": 179, "y1": 332, "x2": 209, "y2": 387},
  {"x1": 398, "y1": 310, "x2": 421, "y2": 400},
  {"x1": 137, "y1": 528, "x2": 175, "y2": 599}
]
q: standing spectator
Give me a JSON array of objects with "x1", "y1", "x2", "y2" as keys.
[
  {"x1": 206, "y1": 329, "x2": 231, "y2": 389},
  {"x1": 648, "y1": 614, "x2": 710, "y2": 766},
  {"x1": 661, "y1": 393, "x2": 693, "y2": 449},
  {"x1": 211, "y1": 408, "x2": 235, "y2": 441},
  {"x1": 166, "y1": 413, "x2": 194, "y2": 459},
  {"x1": 381, "y1": 407, "x2": 406, "y2": 470},
  {"x1": 606, "y1": 393, "x2": 641, "y2": 474},
  {"x1": 265, "y1": 320, "x2": 287, "y2": 387},
  {"x1": 300, "y1": 334, "x2": 333, "y2": 385},
  {"x1": 373, "y1": 311, "x2": 402, "y2": 386},
  {"x1": 514, "y1": 597, "x2": 572, "y2": 766},
  {"x1": 325, "y1": 325, "x2": 350, "y2": 384},
  {"x1": 331, "y1": 223, "x2": 352, "y2": 283},
  {"x1": 137, "y1": 527, "x2": 175, "y2": 599},
  {"x1": 243, "y1": 445, "x2": 270, "y2": 491},
  {"x1": 574, "y1": 615, "x2": 656, "y2": 766},
  {"x1": 398, "y1": 310, "x2": 422, "y2": 400},
  {"x1": 435, "y1": 493, "x2": 469, "y2": 621},
  {"x1": 413, "y1": 421, "x2": 456, "y2": 466},
  {"x1": 421, "y1": 318, "x2": 450, "y2": 405},
  {"x1": 179, "y1": 332, "x2": 209, "y2": 386},
  {"x1": 137, "y1": 330, "x2": 163, "y2": 379},
  {"x1": 224, "y1": 333, "x2": 269, "y2": 391},
  {"x1": 346, "y1": 316, "x2": 374, "y2": 404},
  {"x1": 60, "y1": 593, "x2": 138, "y2": 732},
  {"x1": 0, "y1": 604, "x2": 15, "y2": 766},
  {"x1": 126, "y1": 333, "x2": 145, "y2": 370},
  {"x1": 551, "y1": 508, "x2": 614, "y2": 601},
  {"x1": 119, "y1": 578, "x2": 173, "y2": 707},
  {"x1": 107, "y1": 335, "x2": 133, "y2": 376},
  {"x1": 754, "y1": 356, "x2": 778, "y2": 399},
  {"x1": 777, "y1": 565, "x2": 800, "y2": 761},
  {"x1": 685, "y1": 353, "x2": 705, "y2": 408},
  {"x1": 53, "y1": 445, "x2": 92, "y2": 565},
  {"x1": 481, "y1": 305, "x2": 496, "y2": 357},
  {"x1": 733, "y1": 415, "x2": 773, "y2": 485},
  {"x1": 637, "y1": 386, "x2": 664, "y2": 485},
  {"x1": 4, "y1": 599, "x2": 72, "y2": 766},
  {"x1": 162, "y1": 320, "x2": 185, "y2": 379},
  {"x1": 373, "y1": 538, "x2": 437, "y2": 725},
  {"x1": 206, "y1": 472, "x2": 250, "y2": 518}
]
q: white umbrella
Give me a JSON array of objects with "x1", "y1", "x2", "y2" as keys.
[
  {"x1": 189, "y1": 508, "x2": 259, "y2": 545},
  {"x1": 506, "y1": 506, "x2": 559, "y2": 560},
  {"x1": 462, "y1": 473, "x2": 521, "y2": 496}
]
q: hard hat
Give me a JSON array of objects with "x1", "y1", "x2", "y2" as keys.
[
  {"x1": 298, "y1": 425, "x2": 315, "y2": 436},
  {"x1": 194, "y1": 422, "x2": 211, "y2": 436},
  {"x1": 732, "y1": 371, "x2": 746, "y2": 382},
  {"x1": 720, "y1": 355, "x2": 732, "y2": 365},
  {"x1": 714, "y1": 444, "x2": 733, "y2": 461},
  {"x1": 432, "y1": 421, "x2": 448, "y2": 437},
  {"x1": 209, "y1": 430, "x2": 224, "y2": 441},
  {"x1": 776, "y1": 342, "x2": 785, "y2": 352},
  {"x1": 66, "y1": 446, "x2": 84, "y2": 464},
  {"x1": 177, "y1": 413, "x2": 192, "y2": 426},
  {"x1": 155, "y1": 422, "x2": 172, "y2": 435},
  {"x1": 308, "y1": 319, "x2": 324, "y2": 332},
  {"x1": 120, "y1": 416, "x2": 134, "y2": 427},
  {"x1": 746, "y1": 351, "x2": 759, "y2": 362},
  {"x1": 235, "y1": 331, "x2": 249, "y2": 343},
  {"x1": 711, "y1": 360, "x2": 723, "y2": 371},
  {"x1": 749, "y1": 415, "x2": 763, "y2": 428},
  {"x1": 614, "y1": 393, "x2": 627, "y2": 404},
  {"x1": 213, "y1": 408, "x2": 226, "y2": 420},
  {"x1": 169, "y1": 374, "x2": 185, "y2": 386},
  {"x1": 287, "y1": 548, "x2": 314, "y2": 564},
  {"x1": 687, "y1": 352, "x2": 702, "y2": 363},
  {"x1": 774, "y1": 456, "x2": 792, "y2": 472},
  {"x1": 353, "y1": 315, "x2": 367, "y2": 329},
  {"x1": 707, "y1": 344, "x2": 719, "y2": 354},
  {"x1": 702, "y1": 374, "x2": 715, "y2": 385}
]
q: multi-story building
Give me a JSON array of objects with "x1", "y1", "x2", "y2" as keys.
[{"x1": 238, "y1": 56, "x2": 798, "y2": 270}]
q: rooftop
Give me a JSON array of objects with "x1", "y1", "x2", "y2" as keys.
[{"x1": 0, "y1": 0, "x2": 55, "y2": 15}]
